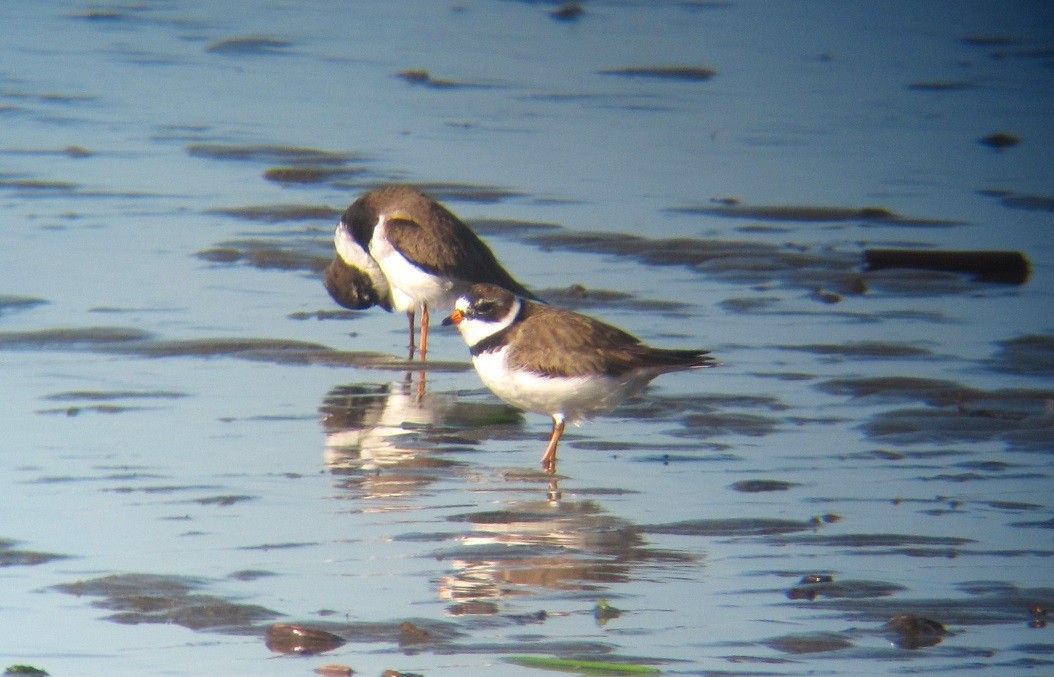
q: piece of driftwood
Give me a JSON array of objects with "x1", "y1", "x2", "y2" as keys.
[{"x1": 863, "y1": 249, "x2": 1030, "y2": 285}]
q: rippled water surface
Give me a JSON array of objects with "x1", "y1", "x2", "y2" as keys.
[{"x1": 2, "y1": 1, "x2": 1053, "y2": 675}]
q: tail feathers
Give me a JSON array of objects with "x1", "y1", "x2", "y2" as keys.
[{"x1": 645, "y1": 348, "x2": 718, "y2": 371}]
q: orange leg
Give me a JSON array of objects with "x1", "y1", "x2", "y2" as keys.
[
  {"x1": 541, "y1": 415, "x2": 566, "y2": 474},
  {"x1": 419, "y1": 304, "x2": 430, "y2": 360}
]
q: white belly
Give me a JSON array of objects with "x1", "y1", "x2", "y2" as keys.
[
  {"x1": 369, "y1": 221, "x2": 456, "y2": 313},
  {"x1": 472, "y1": 347, "x2": 638, "y2": 422}
]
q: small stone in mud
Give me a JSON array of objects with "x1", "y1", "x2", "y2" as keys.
[
  {"x1": 979, "y1": 132, "x2": 1020, "y2": 150},
  {"x1": 265, "y1": 623, "x2": 346, "y2": 655},
  {"x1": 884, "y1": 614, "x2": 947, "y2": 649},
  {"x1": 808, "y1": 287, "x2": 843, "y2": 304},
  {"x1": 398, "y1": 621, "x2": 431, "y2": 645}
]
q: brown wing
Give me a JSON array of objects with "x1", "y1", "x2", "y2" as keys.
[
  {"x1": 505, "y1": 302, "x2": 715, "y2": 377},
  {"x1": 502, "y1": 303, "x2": 644, "y2": 377},
  {"x1": 381, "y1": 191, "x2": 539, "y2": 300}
]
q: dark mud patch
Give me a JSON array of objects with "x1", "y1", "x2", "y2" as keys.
[
  {"x1": 599, "y1": 65, "x2": 717, "y2": 81},
  {"x1": 667, "y1": 202, "x2": 960, "y2": 227},
  {"x1": 396, "y1": 69, "x2": 496, "y2": 89},
  {"x1": 2, "y1": 145, "x2": 93, "y2": 159},
  {"x1": 981, "y1": 189, "x2": 1054, "y2": 213},
  {"x1": 0, "y1": 326, "x2": 470, "y2": 371},
  {"x1": 862, "y1": 406, "x2": 1054, "y2": 452},
  {"x1": 785, "y1": 577, "x2": 906, "y2": 602},
  {"x1": 263, "y1": 166, "x2": 368, "y2": 185},
  {"x1": 0, "y1": 295, "x2": 47, "y2": 316},
  {"x1": 538, "y1": 284, "x2": 692, "y2": 315},
  {"x1": 288, "y1": 309, "x2": 361, "y2": 321},
  {"x1": 205, "y1": 36, "x2": 294, "y2": 56},
  {"x1": 522, "y1": 229, "x2": 876, "y2": 297},
  {"x1": 0, "y1": 539, "x2": 69, "y2": 567},
  {"x1": 197, "y1": 238, "x2": 331, "y2": 272},
  {"x1": 192, "y1": 494, "x2": 256, "y2": 507},
  {"x1": 0, "y1": 326, "x2": 151, "y2": 349},
  {"x1": 907, "y1": 80, "x2": 975, "y2": 91},
  {"x1": 730, "y1": 479, "x2": 798, "y2": 493},
  {"x1": 990, "y1": 334, "x2": 1054, "y2": 377},
  {"x1": 643, "y1": 517, "x2": 817, "y2": 538},
  {"x1": 864, "y1": 248, "x2": 1030, "y2": 284},
  {"x1": 677, "y1": 411, "x2": 783, "y2": 438},
  {"x1": 815, "y1": 376, "x2": 986, "y2": 405},
  {"x1": 764, "y1": 631, "x2": 853, "y2": 654},
  {"x1": 43, "y1": 390, "x2": 187, "y2": 402},
  {"x1": 0, "y1": 177, "x2": 80, "y2": 193},
  {"x1": 207, "y1": 204, "x2": 340, "y2": 222},
  {"x1": 780, "y1": 341, "x2": 933, "y2": 359},
  {"x1": 336, "y1": 181, "x2": 526, "y2": 204},
  {"x1": 817, "y1": 376, "x2": 1054, "y2": 452},
  {"x1": 802, "y1": 581, "x2": 1054, "y2": 628},
  {"x1": 37, "y1": 403, "x2": 155, "y2": 415},
  {"x1": 188, "y1": 143, "x2": 358, "y2": 166},
  {"x1": 766, "y1": 532, "x2": 975, "y2": 555},
  {"x1": 53, "y1": 573, "x2": 279, "y2": 632},
  {"x1": 466, "y1": 217, "x2": 564, "y2": 237},
  {"x1": 979, "y1": 132, "x2": 1021, "y2": 150}
]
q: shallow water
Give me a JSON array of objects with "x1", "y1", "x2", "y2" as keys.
[{"x1": 1, "y1": 1, "x2": 1053, "y2": 675}]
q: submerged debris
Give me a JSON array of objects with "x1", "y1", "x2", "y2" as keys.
[
  {"x1": 266, "y1": 623, "x2": 346, "y2": 655},
  {"x1": 885, "y1": 614, "x2": 947, "y2": 649}
]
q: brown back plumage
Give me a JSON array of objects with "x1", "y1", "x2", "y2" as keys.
[
  {"x1": 503, "y1": 298, "x2": 715, "y2": 378},
  {"x1": 346, "y1": 186, "x2": 539, "y2": 301}
]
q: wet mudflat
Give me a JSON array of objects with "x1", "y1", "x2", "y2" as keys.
[{"x1": 1, "y1": 1, "x2": 1053, "y2": 675}]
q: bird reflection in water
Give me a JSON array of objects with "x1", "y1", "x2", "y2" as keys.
[
  {"x1": 319, "y1": 377, "x2": 521, "y2": 502},
  {"x1": 438, "y1": 495, "x2": 693, "y2": 616}
]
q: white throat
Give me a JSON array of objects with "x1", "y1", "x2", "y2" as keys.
[{"x1": 456, "y1": 296, "x2": 521, "y2": 349}]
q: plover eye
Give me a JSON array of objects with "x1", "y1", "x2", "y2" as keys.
[{"x1": 473, "y1": 300, "x2": 499, "y2": 316}]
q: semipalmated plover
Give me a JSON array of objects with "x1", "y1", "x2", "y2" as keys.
[
  {"x1": 331, "y1": 186, "x2": 537, "y2": 358},
  {"x1": 443, "y1": 283, "x2": 717, "y2": 473}
]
